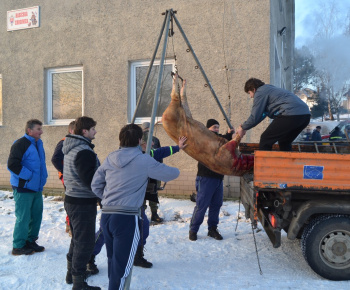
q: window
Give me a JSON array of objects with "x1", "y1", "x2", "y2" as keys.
[
  {"x1": 0, "y1": 74, "x2": 2, "y2": 125},
  {"x1": 129, "y1": 59, "x2": 175, "y2": 123},
  {"x1": 46, "y1": 66, "x2": 83, "y2": 125}
]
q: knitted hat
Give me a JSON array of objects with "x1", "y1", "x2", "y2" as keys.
[
  {"x1": 141, "y1": 122, "x2": 150, "y2": 130},
  {"x1": 206, "y1": 119, "x2": 219, "y2": 128},
  {"x1": 142, "y1": 131, "x2": 149, "y2": 142}
]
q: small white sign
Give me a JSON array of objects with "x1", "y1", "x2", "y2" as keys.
[{"x1": 7, "y1": 6, "x2": 40, "y2": 31}]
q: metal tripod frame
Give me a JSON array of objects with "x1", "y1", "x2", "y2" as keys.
[{"x1": 131, "y1": 9, "x2": 233, "y2": 155}]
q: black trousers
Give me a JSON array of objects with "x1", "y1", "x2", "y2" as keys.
[
  {"x1": 65, "y1": 202, "x2": 97, "y2": 276},
  {"x1": 259, "y1": 114, "x2": 310, "y2": 151}
]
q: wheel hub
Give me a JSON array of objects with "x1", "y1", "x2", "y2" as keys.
[{"x1": 321, "y1": 231, "x2": 350, "y2": 268}]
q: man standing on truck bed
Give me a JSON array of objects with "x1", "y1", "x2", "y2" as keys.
[{"x1": 236, "y1": 78, "x2": 310, "y2": 151}]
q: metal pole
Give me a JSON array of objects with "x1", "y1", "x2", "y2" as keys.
[
  {"x1": 131, "y1": 11, "x2": 169, "y2": 124},
  {"x1": 145, "y1": 10, "x2": 172, "y2": 154},
  {"x1": 172, "y1": 13, "x2": 233, "y2": 129}
]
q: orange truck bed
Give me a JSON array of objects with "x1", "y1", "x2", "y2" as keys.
[{"x1": 254, "y1": 151, "x2": 350, "y2": 192}]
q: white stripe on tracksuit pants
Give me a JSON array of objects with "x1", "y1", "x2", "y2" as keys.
[{"x1": 101, "y1": 213, "x2": 140, "y2": 290}]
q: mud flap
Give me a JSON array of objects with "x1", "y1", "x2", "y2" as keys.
[{"x1": 258, "y1": 208, "x2": 281, "y2": 248}]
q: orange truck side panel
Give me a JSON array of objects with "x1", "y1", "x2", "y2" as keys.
[{"x1": 254, "y1": 151, "x2": 350, "y2": 191}]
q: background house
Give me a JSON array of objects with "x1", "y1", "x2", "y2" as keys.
[
  {"x1": 296, "y1": 88, "x2": 318, "y2": 109},
  {"x1": 0, "y1": 0, "x2": 295, "y2": 198}
]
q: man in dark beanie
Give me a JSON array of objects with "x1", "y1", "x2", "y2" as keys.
[
  {"x1": 311, "y1": 126, "x2": 322, "y2": 141},
  {"x1": 206, "y1": 119, "x2": 219, "y2": 129},
  {"x1": 189, "y1": 119, "x2": 234, "y2": 241}
]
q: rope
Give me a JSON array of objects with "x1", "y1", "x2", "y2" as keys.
[
  {"x1": 222, "y1": 0, "x2": 232, "y2": 122},
  {"x1": 170, "y1": 32, "x2": 181, "y2": 94}
]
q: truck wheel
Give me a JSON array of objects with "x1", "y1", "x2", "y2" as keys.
[{"x1": 301, "y1": 214, "x2": 350, "y2": 281}]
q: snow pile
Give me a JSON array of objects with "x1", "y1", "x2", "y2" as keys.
[{"x1": 0, "y1": 191, "x2": 348, "y2": 289}]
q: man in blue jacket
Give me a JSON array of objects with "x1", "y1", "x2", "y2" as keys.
[
  {"x1": 8, "y1": 119, "x2": 48, "y2": 256},
  {"x1": 236, "y1": 78, "x2": 311, "y2": 151},
  {"x1": 311, "y1": 126, "x2": 322, "y2": 141}
]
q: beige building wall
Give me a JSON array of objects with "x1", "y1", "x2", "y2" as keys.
[{"x1": 0, "y1": 0, "x2": 294, "y2": 198}]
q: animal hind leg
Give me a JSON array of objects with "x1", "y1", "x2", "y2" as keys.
[
  {"x1": 180, "y1": 79, "x2": 193, "y2": 119},
  {"x1": 171, "y1": 74, "x2": 180, "y2": 101}
]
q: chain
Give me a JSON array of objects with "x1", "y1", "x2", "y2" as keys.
[
  {"x1": 251, "y1": 222, "x2": 263, "y2": 275},
  {"x1": 234, "y1": 196, "x2": 241, "y2": 232}
]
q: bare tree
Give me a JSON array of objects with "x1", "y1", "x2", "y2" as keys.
[
  {"x1": 308, "y1": 1, "x2": 350, "y2": 120},
  {"x1": 314, "y1": 0, "x2": 341, "y2": 40}
]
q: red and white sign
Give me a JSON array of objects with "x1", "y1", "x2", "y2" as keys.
[{"x1": 7, "y1": 6, "x2": 40, "y2": 31}]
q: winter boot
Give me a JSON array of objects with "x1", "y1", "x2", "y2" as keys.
[
  {"x1": 72, "y1": 275, "x2": 101, "y2": 290},
  {"x1": 12, "y1": 244, "x2": 35, "y2": 256},
  {"x1": 190, "y1": 192, "x2": 197, "y2": 202},
  {"x1": 208, "y1": 226, "x2": 223, "y2": 240},
  {"x1": 26, "y1": 239, "x2": 45, "y2": 252},
  {"x1": 189, "y1": 231, "x2": 197, "y2": 241},
  {"x1": 133, "y1": 246, "x2": 153, "y2": 268},
  {"x1": 66, "y1": 257, "x2": 92, "y2": 284},
  {"x1": 87, "y1": 255, "x2": 99, "y2": 275},
  {"x1": 151, "y1": 212, "x2": 163, "y2": 223},
  {"x1": 66, "y1": 259, "x2": 73, "y2": 284}
]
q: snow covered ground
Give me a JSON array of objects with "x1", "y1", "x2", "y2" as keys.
[{"x1": 0, "y1": 191, "x2": 349, "y2": 290}]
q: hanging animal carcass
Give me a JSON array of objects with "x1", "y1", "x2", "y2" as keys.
[{"x1": 162, "y1": 74, "x2": 254, "y2": 176}]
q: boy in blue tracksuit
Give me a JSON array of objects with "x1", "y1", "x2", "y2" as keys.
[
  {"x1": 91, "y1": 124, "x2": 180, "y2": 290},
  {"x1": 134, "y1": 135, "x2": 187, "y2": 268},
  {"x1": 8, "y1": 119, "x2": 48, "y2": 256},
  {"x1": 90, "y1": 136, "x2": 187, "y2": 273}
]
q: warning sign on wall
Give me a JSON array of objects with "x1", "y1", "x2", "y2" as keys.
[{"x1": 7, "y1": 6, "x2": 40, "y2": 31}]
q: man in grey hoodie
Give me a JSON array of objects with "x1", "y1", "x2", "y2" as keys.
[
  {"x1": 236, "y1": 78, "x2": 310, "y2": 151},
  {"x1": 63, "y1": 116, "x2": 100, "y2": 290},
  {"x1": 91, "y1": 124, "x2": 180, "y2": 290}
]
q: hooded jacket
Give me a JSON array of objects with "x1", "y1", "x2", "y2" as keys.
[
  {"x1": 242, "y1": 84, "x2": 311, "y2": 130},
  {"x1": 91, "y1": 146, "x2": 180, "y2": 215},
  {"x1": 8, "y1": 134, "x2": 48, "y2": 192},
  {"x1": 62, "y1": 134, "x2": 100, "y2": 201}
]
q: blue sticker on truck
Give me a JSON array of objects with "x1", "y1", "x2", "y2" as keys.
[{"x1": 303, "y1": 165, "x2": 324, "y2": 180}]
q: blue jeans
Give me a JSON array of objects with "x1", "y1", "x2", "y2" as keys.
[
  {"x1": 138, "y1": 207, "x2": 149, "y2": 247},
  {"x1": 190, "y1": 176, "x2": 223, "y2": 232}
]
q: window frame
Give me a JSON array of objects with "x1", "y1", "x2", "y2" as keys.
[
  {"x1": 46, "y1": 66, "x2": 84, "y2": 125},
  {"x1": 129, "y1": 59, "x2": 175, "y2": 124}
]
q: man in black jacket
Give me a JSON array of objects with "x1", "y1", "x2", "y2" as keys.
[
  {"x1": 329, "y1": 126, "x2": 345, "y2": 141},
  {"x1": 189, "y1": 119, "x2": 234, "y2": 241},
  {"x1": 51, "y1": 120, "x2": 75, "y2": 235},
  {"x1": 63, "y1": 116, "x2": 100, "y2": 290}
]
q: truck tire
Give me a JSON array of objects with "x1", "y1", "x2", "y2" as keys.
[{"x1": 301, "y1": 214, "x2": 350, "y2": 281}]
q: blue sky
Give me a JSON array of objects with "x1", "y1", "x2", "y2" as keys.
[{"x1": 295, "y1": 0, "x2": 350, "y2": 48}]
